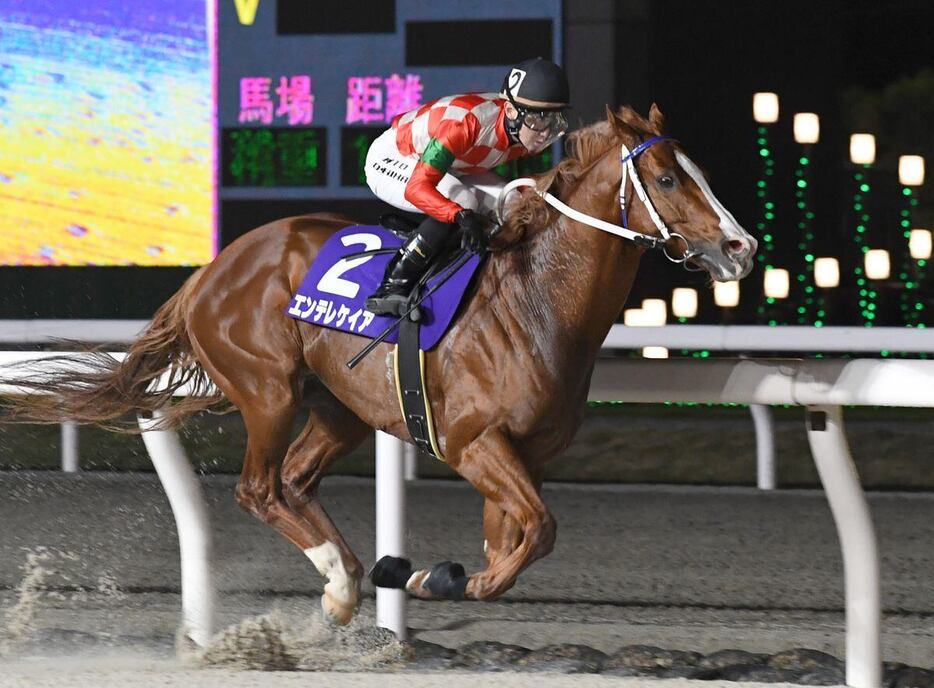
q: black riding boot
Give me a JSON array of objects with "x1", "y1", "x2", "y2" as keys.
[{"x1": 365, "y1": 221, "x2": 448, "y2": 315}]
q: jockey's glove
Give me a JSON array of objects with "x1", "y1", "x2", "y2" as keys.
[{"x1": 456, "y1": 209, "x2": 488, "y2": 254}]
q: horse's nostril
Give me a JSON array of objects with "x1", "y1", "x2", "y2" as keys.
[{"x1": 724, "y1": 239, "x2": 747, "y2": 256}]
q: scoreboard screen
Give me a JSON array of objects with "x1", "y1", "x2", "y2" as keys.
[{"x1": 218, "y1": 0, "x2": 563, "y2": 214}]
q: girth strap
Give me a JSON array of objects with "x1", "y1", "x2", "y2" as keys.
[{"x1": 393, "y1": 309, "x2": 445, "y2": 461}]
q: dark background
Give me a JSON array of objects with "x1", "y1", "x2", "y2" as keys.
[{"x1": 3, "y1": 0, "x2": 932, "y2": 324}]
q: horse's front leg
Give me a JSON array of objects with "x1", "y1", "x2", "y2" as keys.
[
  {"x1": 482, "y1": 463, "x2": 545, "y2": 568},
  {"x1": 406, "y1": 428, "x2": 556, "y2": 601}
]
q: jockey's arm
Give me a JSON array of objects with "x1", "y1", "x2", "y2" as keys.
[{"x1": 403, "y1": 119, "x2": 478, "y2": 224}]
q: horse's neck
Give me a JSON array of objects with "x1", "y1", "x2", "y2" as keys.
[{"x1": 494, "y1": 185, "x2": 641, "y2": 361}]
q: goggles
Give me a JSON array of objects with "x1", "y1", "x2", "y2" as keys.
[{"x1": 520, "y1": 108, "x2": 568, "y2": 137}]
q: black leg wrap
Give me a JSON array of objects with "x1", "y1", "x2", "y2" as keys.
[
  {"x1": 370, "y1": 555, "x2": 413, "y2": 589},
  {"x1": 423, "y1": 561, "x2": 469, "y2": 600}
]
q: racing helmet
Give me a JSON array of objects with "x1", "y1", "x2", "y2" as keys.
[{"x1": 501, "y1": 58, "x2": 570, "y2": 151}]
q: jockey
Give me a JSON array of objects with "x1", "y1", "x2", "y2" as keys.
[{"x1": 364, "y1": 57, "x2": 571, "y2": 316}]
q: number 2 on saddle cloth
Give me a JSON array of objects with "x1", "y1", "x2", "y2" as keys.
[{"x1": 284, "y1": 223, "x2": 483, "y2": 459}]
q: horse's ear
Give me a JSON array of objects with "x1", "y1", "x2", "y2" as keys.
[
  {"x1": 607, "y1": 106, "x2": 639, "y2": 146},
  {"x1": 649, "y1": 103, "x2": 666, "y2": 134}
]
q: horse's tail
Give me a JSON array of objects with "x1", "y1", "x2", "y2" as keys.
[{"x1": 0, "y1": 268, "x2": 227, "y2": 432}]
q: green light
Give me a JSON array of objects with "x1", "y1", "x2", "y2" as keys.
[
  {"x1": 759, "y1": 148, "x2": 770, "y2": 157},
  {"x1": 859, "y1": 184, "x2": 869, "y2": 192},
  {"x1": 804, "y1": 254, "x2": 814, "y2": 262},
  {"x1": 796, "y1": 179, "x2": 807, "y2": 188},
  {"x1": 903, "y1": 188, "x2": 913, "y2": 196},
  {"x1": 763, "y1": 234, "x2": 773, "y2": 242},
  {"x1": 799, "y1": 156, "x2": 809, "y2": 165}
]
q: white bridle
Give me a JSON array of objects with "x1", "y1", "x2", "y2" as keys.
[{"x1": 497, "y1": 136, "x2": 701, "y2": 266}]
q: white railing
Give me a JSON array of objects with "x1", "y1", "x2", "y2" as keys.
[{"x1": 4, "y1": 321, "x2": 933, "y2": 482}]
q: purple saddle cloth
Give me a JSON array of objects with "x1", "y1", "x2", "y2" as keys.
[{"x1": 285, "y1": 225, "x2": 482, "y2": 350}]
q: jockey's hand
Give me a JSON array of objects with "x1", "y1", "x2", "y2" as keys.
[{"x1": 456, "y1": 209, "x2": 488, "y2": 254}]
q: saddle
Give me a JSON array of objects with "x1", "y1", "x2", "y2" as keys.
[{"x1": 285, "y1": 215, "x2": 485, "y2": 460}]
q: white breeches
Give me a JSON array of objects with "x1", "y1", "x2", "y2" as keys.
[{"x1": 364, "y1": 128, "x2": 505, "y2": 220}]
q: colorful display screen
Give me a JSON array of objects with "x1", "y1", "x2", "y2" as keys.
[{"x1": 0, "y1": 1, "x2": 214, "y2": 266}]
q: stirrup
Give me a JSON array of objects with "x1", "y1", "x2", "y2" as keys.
[{"x1": 365, "y1": 292, "x2": 408, "y2": 316}]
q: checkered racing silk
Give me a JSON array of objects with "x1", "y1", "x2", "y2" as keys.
[{"x1": 391, "y1": 92, "x2": 526, "y2": 223}]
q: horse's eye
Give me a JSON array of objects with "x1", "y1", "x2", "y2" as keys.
[{"x1": 657, "y1": 174, "x2": 675, "y2": 189}]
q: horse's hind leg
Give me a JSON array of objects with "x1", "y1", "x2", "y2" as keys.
[
  {"x1": 279, "y1": 384, "x2": 372, "y2": 624},
  {"x1": 188, "y1": 325, "x2": 363, "y2": 619}
]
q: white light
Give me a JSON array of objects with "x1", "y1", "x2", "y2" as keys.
[
  {"x1": 671, "y1": 288, "x2": 698, "y2": 319},
  {"x1": 864, "y1": 249, "x2": 890, "y2": 280},
  {"x1": 753, "y1": 92, "x2": 779, "y2": 123},
  {"x1": 899, "y1": 155, "x2": 925, "y2": 186},
  {"x1": 624, "y1": 308, "x2": 648, "y2": 326},
  {"x1": 814, "y1": 257, "x2": 840, "y2": 288},
  {"x1": 642, "y1": 346, "x2": 669, "y2": 359},
  {"x1": 793, "y1": 113, "x2": 820, "y2": 144},
  {"x1": 641, "y1": 298, "x2": 667, "y2": 326},
  {"x1": 909, "y1": 229, "x2": 932, "y2": 260},
  {"x1": 763, "y1": 268, "x2": 790, "y2": 299},
  {"x1": 849, "y1": 134, "x2": 875, "y2": 165},
  {"x1": 714, "y1": 281, "x2": 740, "y2": 308}
]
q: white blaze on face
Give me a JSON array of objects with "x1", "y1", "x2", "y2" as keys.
[
  {"x1": 304, "y1": 541, "x2": 356, "y2": 607},
  {"x1": 674, "y1": 150, "x2": 756, "y2": 247}
]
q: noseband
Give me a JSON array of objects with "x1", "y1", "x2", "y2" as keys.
[{"x1": 499, "y1": 135, "x2": 704, "y2": 270}]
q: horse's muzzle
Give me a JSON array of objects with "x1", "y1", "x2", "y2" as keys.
[{"x1": 694, "y1": 234, "x2": 757, "y2": 281}]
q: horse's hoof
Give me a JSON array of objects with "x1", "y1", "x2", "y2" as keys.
[
  {"x1": 370, "y1": 555, "x2": 413, "y2": 589},
  {"x1": 321, "y1": 592, "x2": 355, "y2": 626},
  {"x1": 423, "y1": 561, "x2": 468, "y2": 600}
]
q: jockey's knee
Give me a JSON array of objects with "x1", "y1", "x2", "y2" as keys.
[{"x1": 416, "y1": 217, "x2": 454, "y2": 251}]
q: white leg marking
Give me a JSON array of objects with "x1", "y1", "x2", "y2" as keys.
[{"x1": 304, "y1": 541, "x2": 356, "y2": 607}]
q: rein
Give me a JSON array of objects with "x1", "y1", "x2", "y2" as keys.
[{"x1": 498, "y1": 135, "x2": 703, "y2": 267}]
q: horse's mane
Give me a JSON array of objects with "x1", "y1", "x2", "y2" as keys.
[{"x1": 499, "y1": 106, "x2": 659, "y2": 246}]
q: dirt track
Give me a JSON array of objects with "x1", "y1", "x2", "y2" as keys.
[{"x1": 0, "y1": 473, "x2": 932, "y2": 682}]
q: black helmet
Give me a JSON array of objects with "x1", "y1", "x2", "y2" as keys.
[{"x1": 500, "y1": 57, "x2": 570, "y2": 110}]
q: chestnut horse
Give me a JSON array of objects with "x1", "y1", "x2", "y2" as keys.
[{"x1": 3, "y1": 106, "x2": 755, "y2": 624}]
